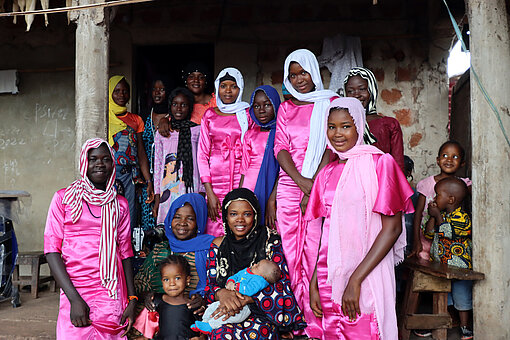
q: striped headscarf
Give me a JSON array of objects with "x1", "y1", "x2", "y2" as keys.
[
  {"x1": 344, "y1": 67, "x2": 378, "y2": 144},
  {"x1": 62, "y1": 138, "x2": 121, "y2": 299}
]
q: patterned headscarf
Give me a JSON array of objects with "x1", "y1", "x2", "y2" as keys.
[
  {"x1": 344, "y1": 67, "x2": 378, "y2": 144},
  {"x1": 62, "y1": 138, "x2": 121, "y2": 299}
]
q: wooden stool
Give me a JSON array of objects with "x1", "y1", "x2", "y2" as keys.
[
  {"x1": 399, "y1": 257, "x2": 484, "y2": 340},
  {"x1": 12, "y1": 251, "x2": 56, "y2": 299}
]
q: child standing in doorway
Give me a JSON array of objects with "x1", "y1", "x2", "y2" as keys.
[
  {"x1": 424, "y1": 177, "x2": 473, "y2": 340},
  {"x1": 409, "y1": 141, "x2": 472, "y2": 260}
]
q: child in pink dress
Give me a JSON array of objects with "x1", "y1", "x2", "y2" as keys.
[
  {"x1": 306, "y1": 97, "x2": 414, "y2": 339},
  {"x1": 198, "y1": 67, "x2": 250, "y2": 237},
  {"x1": 240, "y1": 85, "x2": 281, "y2": 228},
  {"x1": 409, "y1": 141, "x2": 471, "y2": 260},
  {"x1": 44, "y1": 138, "x2": 136, "y2": 339},
  {"x1": 274, "y1": 49, "x2": 337, "y2": 338},
  {"x1": 152, "y1": 87, "x2": 203, "y2": 224}
]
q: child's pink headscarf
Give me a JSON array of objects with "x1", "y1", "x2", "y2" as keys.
[{"x1": 326, "y1": 97, "x2": 406, "y2": 340}]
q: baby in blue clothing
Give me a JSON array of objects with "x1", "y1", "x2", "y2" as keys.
[{"x1": 191, "y1": 259, "x2": 281, "y2": 335}]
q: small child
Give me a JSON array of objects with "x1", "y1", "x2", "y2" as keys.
[
  {"x1": 410, "y1": 141, "x2": 472, "y2": 260},
  {"x1": 134, "y1": 255, "x2": 200, "y2": 340},
  {"x1": 190, "y1": 259, "x2": 281, "y2": 335},
  {"x1": 424, "y1": 177, "x2": 473, "y2": 339}
]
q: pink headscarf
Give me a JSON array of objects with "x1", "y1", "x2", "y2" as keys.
[
  {"x1": 326, "y1": 97, "x2": 406, "y2": 340},
  {"x1": 62, "y1": 138, "x2": 121, "y2": 299}
]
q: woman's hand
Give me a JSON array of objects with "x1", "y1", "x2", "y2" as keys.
[
  {"x1": 341, "y1": 277, "x2": 361, "y2": 321},
  {"x1": 152, "y1": 195, "x2": 160, "y2": 219},
  {"x1": 157, "y1": 117, "x2": 172, "y2": 137},
  {"x1": 120, "y1": 299, "x2": 137, "y2": 337},
  {"x1": 265, "y1": 196, "x2": 277, "y2": 229},
  {"x1": 69, "y1": 297, "x2": 91, "y2": 327},
  {"x1": 143, "y1": 292, "x2": 156, "y2": 312},
  {"x1": 188, "y1": 294, "x2": 206, "y2": 316},
  {"x1": 300, "y1": 194, "x2": 309, "y2": 215},
  {"x1": 407, "y1": 241, "x2": 423, "y2": 258},
  {"x1": 145, "y1": 181, "x2": 154, "y2": 203},
  {"x1": 206, "y1": 190, "x2": 221, "y2": 221},
  {"x1": 213, "y1": 289, "x2": 252, "y2": 321},
  {"x1": 309, "y1": 275, "x2": 323, "y2": 318},
  {"x1": 296, "y1": 176, "x2": 314, "y2": 196}
]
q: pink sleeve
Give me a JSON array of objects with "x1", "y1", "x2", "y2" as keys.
[
  {"x1": 389, "y1": 118, "x2": 405, "y2": 172},
  {"x1": 153, "y1": 133, "x2": 163, "y2": 195},
  {"x1": 373, "y1": 154, "x2": 415, "y2": 216},
  {"x1": 461, "y1": 177, "x2": 472, "y2": 187},
  {"x1": 240, "y1": 132, "x2": 251, "y2": 175},
  {"x1": 198, "y1": 109, "x2": 212, "y2": 183},
  {"x1": 416, "y1": 177, "x2": 432, "y2": 197},
  {"x1": 304, "y1": 166, "x2": 327, "y2": 221},
  {"x1": 274, "y1": 104, "x2": 289, "y2": 157},
  {"x1": 117, "y1": 197, "x2": 134, "y2": 260},
  {"x1": 44, "y1": 190, "x2": 66, "y2": 254}
]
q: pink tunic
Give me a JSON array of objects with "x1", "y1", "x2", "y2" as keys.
[
  {"x1": 44, "y1": 189, "x2": 133, "y2": 339},
  {"x1": 307, "y1": 154, "x2": 412, "y2": 339},
  {"x1": 198, "y1": 108, "x2": 247, "y2": 237},
  {"x1": 153, "y1": 127, "x2": 204, "y2": 224},
  {"x1": 240, "y1": 126, "x2": 270, "y2": 191},
  {"x1": 415, "y1": 175, "x2": 472, "y2": 261},
  {"x1": 273, "y1": 100, "x2": 324, "y2": 338}
]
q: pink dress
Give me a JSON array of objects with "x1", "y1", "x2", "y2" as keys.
[
  {"x1": 306, "y1": 154, "x2": 412, "y2": 339},
  {"x1": 273, "y1": 100, "x2": 324, "y2": 338},
  {"x1": 240, "y1": 126, "x2": 270, "y2": 191},
  {"x1": 198, "y1": 108, "x2": 247, "y2": 237},
  {"x1": 44, "y1": 189, "x2": 133, "y2": 339},
  {"x1": 415, "y1": 175, "x2": 472, "y2": 260},
  {"x1": 153, "y1": 127, "x2": 204, "y2": 224}
]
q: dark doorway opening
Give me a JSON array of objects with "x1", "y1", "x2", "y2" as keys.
[{"x1": 133, "y1": 44, "x2": 215, "y2": 121}]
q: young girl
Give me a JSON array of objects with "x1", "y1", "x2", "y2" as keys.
[
  {"x1": 152, "y1": 87, "x2": 203, "y2": 224},
  {"x1": 409, "y1": 140, "x2": 471, "y2": 260},
  {"x1": 109, "y1": 75, "x2": 153, "y2": 229},
  {"x1": 239, "y1": 85, "x2": 281, "y2": 228},
  {"x1": 344, "y1": 66, "x2": 405, "y2": 171},
  {"x1": 44, "y1": 138, "x2": 136, "y2": 339},
  {"x1": 306, "y1": 97, "x2": 414, "y2": 339},
  {"x1": 274, "y1": 48, "x2": 337, "y2": 338},
  {"x1": 198, "y1": 67, "x2": 250, "y2": 237},
  {"x1": 140, "y1": 77, "x2": 170, "y2": 231},
  {"x1": 134, "y1": 255, "x2": 201, "y2": 339}
]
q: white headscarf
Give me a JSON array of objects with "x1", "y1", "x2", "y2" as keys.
[
  {"x1": 214, "y1": 67, "x2": 250, "y2": 142},
  {"x1": 283, "y1": 49, "x2": 337, "y2": 178}
]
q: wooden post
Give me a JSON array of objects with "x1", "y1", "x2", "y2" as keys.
[
  {"x1": 74, "y1": 0, "x2": 109, "y2": 165},
  {"x1": 466, "y1": 0, "x2": 510, "y2": 338}
]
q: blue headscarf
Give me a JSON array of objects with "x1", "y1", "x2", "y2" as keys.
[
  {"x1": 249, "y1": 85, "x2": 281, "y2": 224},
  {"x1": 164, "y1": 193, "x2": 214, "y2": 296}
]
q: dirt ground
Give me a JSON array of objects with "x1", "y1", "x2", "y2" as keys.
[{"x1": 0, "y1": 285, "x2": 463, "y2": 340}]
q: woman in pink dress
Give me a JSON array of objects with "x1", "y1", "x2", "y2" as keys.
[
  {"x1": 198, "y1": 67, "x2": 250, "y2": 237},
  {"x1": 240, "y1": 85, "x2": 281, "y2": 229},
  {"x1": 274, "y1": 49, "x2": 337, "y2": 338},
  {"x1": 44, "y1": 138, "x2": 136, "y2": 339},
  {"x1": 306, "y1": 97, "x2": 414, "y2": 339}
]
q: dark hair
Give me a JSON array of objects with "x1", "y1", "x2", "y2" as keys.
[
  {"x1": 159, "y1": 254, "x2": 191, "y2": 277},
  {"x1": 168, "y1": 87, "x2": 195, "y2": 116},
  {"x1": 438, "y1": 140, "x2": 466, "y2": 161},
  {"x1": 261, "y1": 260, "x2": 282, "y2": 284},
  {"x1": 404, "y1": 155, "x2": 414, "y2": 179}
]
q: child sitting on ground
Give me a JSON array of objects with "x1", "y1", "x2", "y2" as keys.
[
  {"x1": 424, "y1": 177, "x2": 473, "y2": 340},
  {"x1": 134, "y1": 255, "x2": 202, "y2": 340},
  {"x1": 190, "y1": 259, "x2": 281, "y2": 335}
]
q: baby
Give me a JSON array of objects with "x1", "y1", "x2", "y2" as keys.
[{"x1": 191, "y1": 259, "x2": 281, "y2": 335}]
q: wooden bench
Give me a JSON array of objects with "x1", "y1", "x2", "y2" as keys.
[
  {"x1": 399, "y1": 257, "x2": 484, "y2": 340},
  {"x1": 12, "y1": 252, "x2": 56, "y2": 299}
]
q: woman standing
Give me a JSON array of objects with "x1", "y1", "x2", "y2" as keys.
[
  {"x1": 45, "y1": 139, "x2": 136, "y2": 338},
  {"x1": 183, "y1": 61, "x2": 216, "y2": 125},
  {"x1": 109, "y1": 75, "x2": 153, "y2": 229},
  {"x1": 274, "y1": 49, "x2": 337, "y2": 338}
]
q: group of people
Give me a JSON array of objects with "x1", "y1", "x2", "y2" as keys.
[{"x1": 43, "y1": 48, "x2": 473, "y2": 340}]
